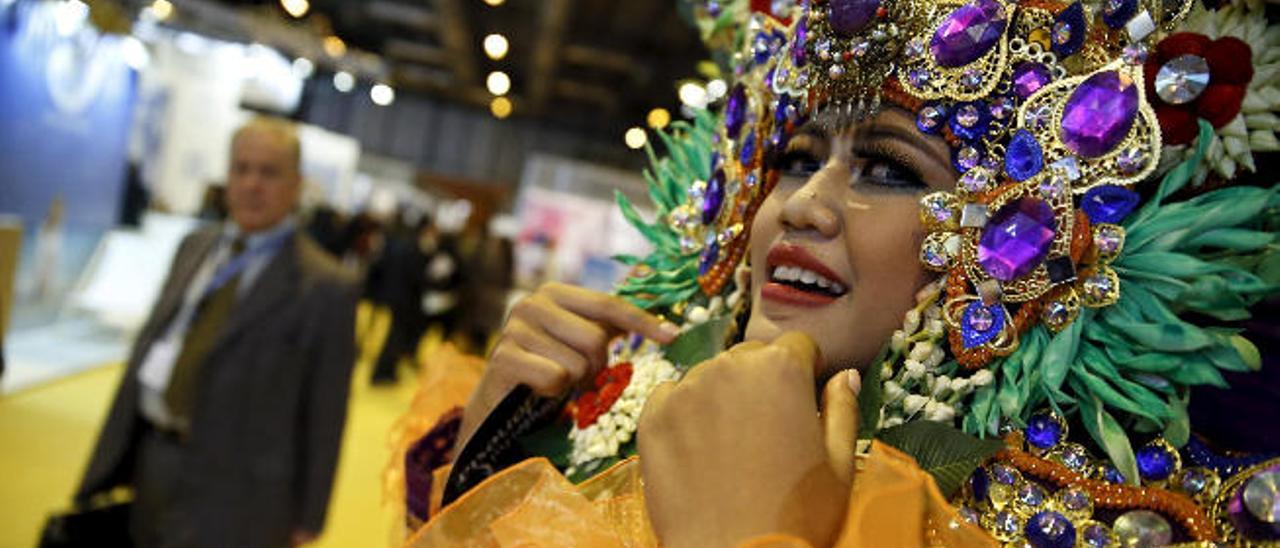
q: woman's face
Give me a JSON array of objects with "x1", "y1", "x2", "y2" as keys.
[{"x1": 744, "y1": 108, "x2": 956, "y2": 379}]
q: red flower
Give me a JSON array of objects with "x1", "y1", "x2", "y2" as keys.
[
  {"x1": 1145, "y1": 33, "x2": 1254, "y2": 145},
  {"x1": 571, "y1": 362, "x2": 634, "y2": 429}
]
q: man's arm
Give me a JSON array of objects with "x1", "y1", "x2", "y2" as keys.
[{"x1": 294, "y1": 275, "x2": 358, "y2": 535}]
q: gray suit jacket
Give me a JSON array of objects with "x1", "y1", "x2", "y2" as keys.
[{"x1": 76, "y1": 226, "x2": 358, "y2": 546}]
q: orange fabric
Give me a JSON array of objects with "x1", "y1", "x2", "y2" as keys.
[
  {"x1": 386, "y1": 344, "x2": 485, "y2": 536},
  {"x1": 404, "y1": 442, "x2": 995, "y2": 547}
]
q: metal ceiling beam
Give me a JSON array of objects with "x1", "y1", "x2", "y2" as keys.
[
  {"x1": 384, "y1": 38, "x2": 450, "y2": 66},
  {"x1": 366, "y1": 1, "x2": 439, "y2": 32},
  {"x1": 527, "y1": 0, "x2": 573, "y2": 114},
  {"x1": 432, "y1": 0, "x2": 478, "y2": 86}
]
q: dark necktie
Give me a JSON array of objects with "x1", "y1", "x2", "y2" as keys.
[{"x1": 164, "y1": 238, "x2": 247, "y2": 426}]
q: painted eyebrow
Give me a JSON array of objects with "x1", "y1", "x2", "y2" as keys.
[{"x1": 854, "y1": 124, "x2": 950, "y2": 170}]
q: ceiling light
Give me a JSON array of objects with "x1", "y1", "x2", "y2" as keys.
[
  {"x1": 333, "y1": 71, "x2": 355, "y2": 93},
  {"x1": 371, "y1": 83, "x2": 395, "y2": 106},
  {"x1": 291, "y1": 57, "x2": 314, "y2": 79},
  {"x1": 281, "y1": 0, "x2": 309, "y2": 18},
  {"x1": 490, "y1": 97, "x2": 512, "y2": 119},
  {"x1": 482, "y1": 0, "x2": 505, "y2": 6},
  {"x1": 624, "y1": 127, "x2": 647, "y2": 150},
  {"x1": 323, "y1": 35, "x2": 346, "y2": 58},
  {"x1": 149, "y1": 0, "x2": 173, "y2": 21},
  {"x1": 121, "y1": 36, "x2": 150, "y2": 70},
  {"x1": 647, "y1": 108, "x2": 671, "y2": 130},
  {"x1": 486, "y1": 71, "x2": 511, "y2": 96},
  {"x1": 678, "y1": 82, "x2": 707, "y2": 109},
  {"x1": 482, "y1": 34, "x2": 508, "y2": 61},
  {"x1": 705, "y1": 79, "x2": 728, "y2": 100}
]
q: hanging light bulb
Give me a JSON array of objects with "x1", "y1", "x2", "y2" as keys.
[
  {"x1": 483, "y1": 34, "x2": 509, "y2": 61},
  {"x1": 280, "y1": 0, "x2": 309, "y2": 18},
  {"x1": 490, "y1": 97, "x2": 513, "y2": 119},
  {"x1": 371, "y1": 83, "x2": 396, "y2": 106},
  {"x1": 647, "y1": 108, "x2": 671, "y2": 130},
  {"x1": 333, "y1": 71, "x2": 355, "y2": 93},
  {"x1": 486, "y1": 71, "x2": 511, "y2": 96},
  {"x1": 624, "y1": 127, "x2": 648, "y2": 150}
]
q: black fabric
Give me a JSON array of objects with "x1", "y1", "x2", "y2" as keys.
[{"x1": 39, "y1": 501, "x2": 133, "y2": 548}]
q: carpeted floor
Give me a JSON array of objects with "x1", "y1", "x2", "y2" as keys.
[{"x1": 0, "y1": 305, "x2": 443, "y2": 548}]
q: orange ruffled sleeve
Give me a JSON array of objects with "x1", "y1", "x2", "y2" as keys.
[{"x1": 405, "y1": 441, "x2": 994, "y2": 547}]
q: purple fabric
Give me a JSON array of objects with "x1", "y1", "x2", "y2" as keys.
[
  {"x1": 1190, "y1": 295, "x2": 1280, "y2": 454},
  {"x1": 405, "y1": 408, "x2": 464, "y2": 526}
]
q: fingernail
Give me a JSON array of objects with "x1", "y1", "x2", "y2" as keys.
[
  {"x1": 848, "y1": 369, "x2": 862, "y2": 396},
  {"x1": 658, "y1": 322, "x2": 681, "y2": 340}
]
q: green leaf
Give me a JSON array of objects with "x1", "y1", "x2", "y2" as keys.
[
  {"x1": 1092, "y1": 400, "x2": 1139, "y2": 486},
  {"x1": 1229, "y1": 335, "x2": 1262, "y2": 372},
  {"x1": 518, "y1": 421, "x2": 573, "y2": 470},
  {"x1": 1163, "y1": 394, "x2": 1190, "y2": 447},
  {"x1": 856, "y1": 351, "x2": 885, "y2": 440},
  {"x1": 876, "y1": 421, "x2": 1006, "y2": 499},
  {"x1": 663, "y1": 314, "x2": 733, "y2": 369}
]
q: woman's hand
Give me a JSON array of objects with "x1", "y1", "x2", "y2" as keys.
[
  {"x1": 457, "y1": 282, "x2": 679, "y2": 452},
  {"x1": 638, "y1": 331, "x2": 862, "y2": 548}
]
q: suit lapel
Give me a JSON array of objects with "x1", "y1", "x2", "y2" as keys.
[
  {"x1": 147, "y1": 230, "x2": 221, "y2": 340},
  {"x1": 214, "y1": 233, "x2": 302, "y2": 348}
]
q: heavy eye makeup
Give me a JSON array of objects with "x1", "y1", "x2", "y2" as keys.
[{"x1": 772, "y1": 131, "x2": 931, "y2": 193}]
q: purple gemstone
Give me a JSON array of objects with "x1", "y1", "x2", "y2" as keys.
[
  {"x1": 725, "y1": 84, "x2": 747, "y2": 138},
  {"x1": 1081, "y1": 184, "x2": 1140, "y2": 224},
  {"x1": 702, "y1": 170, "x2": 726, "y2": 224},
  {"x1": 1025, "y1": 414, "x2": 1063, "y2": 449},
  {"x1": 1060, "y1": 71, "x2": 1140, "y2": 158},
  {"x1": 828, "y1": 0, "x2": 881, "y2": 37},
  {"x1": 792, "y1": 19, "x2": 808, "y2": 65},
  {"x1": 978, "y1": 197, "x2": 1057, "y2": 282},
  {"x1": 699, "y1": 241, "x2": 720, "y2": 275},
  {"x1": 930, "y1": 0, "x2": 1007, "y2": 68},
  {"x1": 1012, "y1": 62, "x2": 1052, "y2": 98}
]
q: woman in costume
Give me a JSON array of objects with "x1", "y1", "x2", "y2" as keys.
[{"x1": 389, "y1": 0, "x2": 1280, "y2": 545}]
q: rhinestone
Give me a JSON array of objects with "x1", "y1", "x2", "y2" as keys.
[
  {"x1": 1102, "y1": 0, "x2": 1137, "y2": 29},
  {"x1": 1125, "y1": 11, "x2": 1156, "y2": 45},
  {"x1": 1122, "y1": 42, "x2": 1149, "y2": 66},
  {"x1": 917, "y1": 104, "x2": 947, "y2": 133},
  {"x1": 930, "y1": 0, "x2": 1008, "y2": 67},
  {"x1": 1061, "y1": 71, "x2": 1140, "y2": 158},
  {"x1": 961, "y1": 203, "x2": 989, "y2": 228},
  {"x1": 1056, "y1": 444, "x2": 1089, "y2": 471},
  {"x1": 969, "y1": 305, "x2": 995, "y2": 331},
  {"x1": 922, "y1": 193, "x2": 957, "y2": 225},
  {"x1": 851, "y1": 41, "x2": 870, "y2": 57},
  {"x1": 1025, "y1": 104, "x2": 1053, "y2": 130},
  {"x1": 1045, "y1": 256, "x2": 1076, "y2": 284},
  {"x1": 957, "y1": 506, "x2": 980, "y2": 525},
  {"x1": 988, "y1": 96, "x2": 1015, "y2": 120},
  {"x1": 956, "y1": 146, "x2": 983, "y2": 171},
  {"x1": 1005, "y1": 129, "x2": 1045, "y2": 182},
  {"x1": 961, "y1": 68, "x2": 984, "y2": 89},
  {"x1": 1017, "y1": 482, "x2": 1048, "y2": 508},
  {"x1": 1242, "y1": 470, "x2": 1280, "y2": 523},
  {"x1": 699, "y1": 242, "x2": 720, "y2": 275},
  {"x1": 1039, "y1": 176, "x2": 1066, "y2": 199},
  {"x1": 1094, "y1": 224, "x2": 1124, "y2": 257},
  {"x1": 1057, "y1": 487, "x2": 1093, "y2": 519},
  {"x1": 977, "y1": 197, "x2": 1057, "y2": 281},
  {"x1": 1155, "y1": 54, "x2": 1211, "y2": 105},
  {"x1": 956, "y1": 104, "x2": 981, "y2": 127},
  {"x1": 1082, "y1": 272, "x2": 1116, "y2": 303},
  {"x1": 1180, "y1": 468, "x2": 1208, "y2": 494},
  {"x1": 961, "y1": 168, "x2": 992, "y2": 192},
  {"x1": 1043, "y1": 300, "x2": 1071, "y2": 329},
  {"x1": 1113, "y1": 510, "x2": 1173, "y2": 547},
  {"x1": 921, "y1": 233, "x2": 961, "y2": 269},
  {"x1": 908, "y1": 68, "x2": 931, "y2": 88},
  {"x1": 962, "y1": 302, "x2": 1005, "y2": 348},
  {"x1": 816, "y1": 39, "x2": 832, "y2": 61},
  {"x1": 904, "y1": 37, "x2": 926, "y2": 59},
  {"x1": 1026, "y1": 413, "x2": 1064, "y2": 449},
  {"x1": 1052, "y1": 21, "x2": 1072, "y2": 45},
  {"x1": 991, "y1": 463, "x2": 1020, "y2": 485},
  {"x1": 991, "y1": 509, "x2": 1023, "y2": 540},
  {"x1": 1012, "y1": 62, "x2": 1052, "y2": 98},
  {"x1": 828, "y1": 64, "x2": 846, "y2": 79},
  {"x1": 1115, "y1": 146, "x2": 1147, "y2": 176},
  {"x1": 1081, "y1": 522, "x2": 1114, "y2": 547},
  {"x1": 827, "y1": 0, "x2": 882, "y2": 36},
  {"x1": 1050, "y1": 156, "x2": 1081, "y2": 181},
  {"x1": 679, "y1": 236, "x2": 700, "y2": 253},
  {"x1": 1082, "y1": 185, "x2": 1140, "y2": 224}
]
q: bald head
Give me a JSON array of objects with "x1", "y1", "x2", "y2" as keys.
[{"x1": 226, "y1": 117, "x2": 303, "y2": 233}]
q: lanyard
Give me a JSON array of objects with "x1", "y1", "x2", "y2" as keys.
[{"x1": 202, "y1": 228, "x2": 294, "y2": 299}]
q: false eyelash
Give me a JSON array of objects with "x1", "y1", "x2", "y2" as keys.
[{"x1": 855, "y1": 144, "x2": 926, "y2": 184}]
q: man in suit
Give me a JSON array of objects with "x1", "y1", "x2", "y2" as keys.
[{"x1": 76, "y1": 117, "x2": 359, "y2": 547}]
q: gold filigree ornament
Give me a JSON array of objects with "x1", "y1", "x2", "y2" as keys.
[
  {"x1": 897, "y1": 0, "x2": 1015, "y2": 103},
  {"x1": 1208, "y1": 457, "x2": 1280, "y2": 543},
  {"x1": 1015, "y1": 59, "x2": 1163, "y2": 196}
]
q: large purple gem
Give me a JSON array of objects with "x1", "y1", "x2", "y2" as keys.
[
  {"x1": 1060, "y1": 71, "x2": 1140, "y2": 158},
  {"x1": 725, "y1": 84, "x2": 747, "y2": 139},
  {"x1": 792, "y1": 19, "x2": 808, "y2": 66},
  {"x1": 828, "y1": 0, "x2": 881, "y2": 37},
  {"x1": 702, "y1": 170, "x2": 726, "y2": 224},
  {"x1": 978, "y1": 197, "x2": 1057, "y2": 282},
  {"x1": 929, "y1": 0, "x2": 1007, "y2": 68}
]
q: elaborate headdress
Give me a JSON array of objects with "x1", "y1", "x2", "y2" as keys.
[{"x1": 460, "y1": 0, "x2": 1280, "y2": 544}]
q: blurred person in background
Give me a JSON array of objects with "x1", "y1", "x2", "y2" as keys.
[
  {"x1": 368, "y1": 215, "x2": 433, "y2": 385},
  {"x1": 74, "y1": 116, "x2": 359, "y2": 547}
]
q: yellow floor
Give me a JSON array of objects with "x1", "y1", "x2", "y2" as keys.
[{"x1": 0, "y1": 304, "x2": 442, "y2": 548}]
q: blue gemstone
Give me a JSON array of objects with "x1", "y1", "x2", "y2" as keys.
[
  {"x1": 961, "y1": 301, "x2": 1005, "y2": 348},
  {"x1": 1051, "y1": 3, "x2": 1086, "y2": 57},
  {"x1": 970, "y1": 468, "x2": 990, "y2": 502},
  {"x1": 1101, "y1": 0, "x2": 1137, "y2": 29},
  {"x1": 739, "y1": 132, "x2": 757, "y2": 166},
  {"x1": 1080, "y1": 185, "x2": 1140, "y2": 224},
  {"x1": 774, "y1": 94, "x2": 791, "y2": 125},
  {"x1": 1005, "y1": 130, "x2": 1044, "y2": 182},
  {"x1": 1025, "y1": 414, "x2": 1063, "y2": 449},
  {"x1": 1025, "y1": 511, "x2": 1077, "y2": 548},
  {"x1": 1103, "y1": 465, "x2": 1128, "y2": 484},
  {"x1": 725, "y1": 85, "x2": 747, "y2": 138},
  {"x1": 1136, "y1": 444, "x2": 1176, "y2": 481},
  {"x1": 699, "y1": 241, "x2": 720, "y2": 275},
  {"x1": 948, "y1": 102, "x2": 990, "y2": 142},
  {"x1": 702, "y1": 170, "x2": 726, "y2": 224}
]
